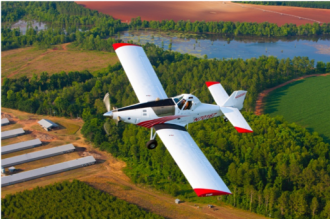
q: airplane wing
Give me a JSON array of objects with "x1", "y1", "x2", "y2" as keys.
[
  {"x1": 154, "y1": 124, "x2": 231, "y2": 197},
  {"x1": 113, "y1": 43, "x2": 168, "y2": 103}
]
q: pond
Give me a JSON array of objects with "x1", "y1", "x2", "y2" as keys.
[
  {"x1": 11, "y1": 20, "x2": 48, "y2": 35},
  {"x1": 119, "y1": 30, "x2": 330, "y2": 64}
]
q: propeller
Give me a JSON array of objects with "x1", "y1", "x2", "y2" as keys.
[{"x1": 103, "y1": 93, "x2": 111, "y2": 112}]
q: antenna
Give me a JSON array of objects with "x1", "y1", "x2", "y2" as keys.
[{"x1": 191, "y1": 89, "x2": 198, "y2": 95}]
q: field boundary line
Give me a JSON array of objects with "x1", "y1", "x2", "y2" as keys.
[{"x1": 255, "y1": 73, "x2": 330, "y2": 115}]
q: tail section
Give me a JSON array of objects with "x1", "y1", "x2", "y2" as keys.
[
  {"x1": 206, "y1": 82, "x2": 253, "y2": 133},
  {"x1": 222, "y1": 90, "x2": 247, "y2": 110}
]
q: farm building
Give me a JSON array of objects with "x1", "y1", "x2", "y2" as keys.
[
  {"x1": 1, "y1": 156, "x2": 96, "y2": 187},
  {"x1": 1, "y1": 128, "x2": 25, "y2": 140},
  {"x1": 1, "y1": 144, "x2": 75, "y2": 168},
  {"x1": 38, "y1": 119, "x2": 58, "y2": 131},
  {"x1": 1, "y1": 118, "x2": 10, "y2": 126},
  {"x1": 1, "y1": 139, "x2": 42, "y2": 155}
]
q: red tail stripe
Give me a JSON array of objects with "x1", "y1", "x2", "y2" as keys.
[{"x1": 205, "y1": 81, "x2": 220, "y2": 87}]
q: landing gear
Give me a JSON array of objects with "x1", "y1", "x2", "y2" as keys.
[
  {"x1": 224, "y1": 118, "x2": 229, "y2": 122},
  {"x1": 147, "y1": 127, "x2": 158, "y2": 150},
  {"x1": 146, "y1": 140, "x2": 158, "y2": 149}
]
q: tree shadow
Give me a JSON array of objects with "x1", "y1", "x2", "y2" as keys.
[
  {"x1": 306, "y1": 127, "x2": 330, "y2": 144},
  {"x1": 264, "y1": 80, "x2": 305, "y2": 114}
]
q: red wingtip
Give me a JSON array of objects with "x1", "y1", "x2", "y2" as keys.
[
  {"x1": 194, "y1": 188, "x2": 231, "y2": 197},
  {"x1": 235, "y1": 127, "x2": 253, "y2": 133},
  {"x1": 205, "y1": 81, "x2": 220, "y2": 87},
  {"x1": 112, "y1": 43, "x2": 140, "y2": 51}
]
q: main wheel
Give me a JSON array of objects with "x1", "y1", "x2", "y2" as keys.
[
  {"x1": 146, "y1": 140, "x2": 158, "y2": 150},
  {"x1": 224, "y1": 118, "x2": 229, "y2": 122}
]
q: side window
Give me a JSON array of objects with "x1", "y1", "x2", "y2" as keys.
[
  {"x1": 177, "y1": 99, "x2": 186, "y2": 110},
  {"x1": 183, "y1": 101, "x2": 192, "y2": 110}
]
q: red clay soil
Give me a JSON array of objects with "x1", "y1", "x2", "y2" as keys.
[
  {"x1": 76, "y1": 1, "x2": 330, "y2": 26},
  {"x1": 255, "y1": 73, "x2": 330, "y2": 116}
]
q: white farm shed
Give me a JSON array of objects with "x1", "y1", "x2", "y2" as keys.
[{"x1": 38, "y1": 119, "x2": 58, "y2": 131}]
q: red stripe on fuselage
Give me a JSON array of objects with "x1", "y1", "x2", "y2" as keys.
[{"x1": 137, "y1": 115, "x2": 184, "y2": 128}]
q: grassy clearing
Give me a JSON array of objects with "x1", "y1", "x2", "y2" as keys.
[
  {"x1": 1, "y1": 44, "x2": 119, "y2": 78},
  {"x1": 264, "y1": 75, "x2": 330, "y2": 142}
]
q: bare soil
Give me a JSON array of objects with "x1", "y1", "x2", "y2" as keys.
[
  {"x1": 1, "y1": 108, "x2": 266, "y2": 219},
  {"x1": 76, "y1": 1, "x2": 330, "y2": 26},
  {"x1": 255, "y1": 73, "x2": 330, "y2": 115}
]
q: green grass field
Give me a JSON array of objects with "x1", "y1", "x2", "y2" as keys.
[{"x1": 264, "y1": 75, "x2": 330, "y2": 143}]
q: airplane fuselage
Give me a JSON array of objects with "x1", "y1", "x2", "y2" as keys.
[{"x1": 104, "y1": 94, "x2": 224, "y2": 128}]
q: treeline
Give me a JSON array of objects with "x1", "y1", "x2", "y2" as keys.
[
  {"x1": 1, "y1": 1, "x2": 127, "y2": 50},
  {"x1": 239, "y1": 1, "x2": 330, "y2": 9},
  {"x1": 130, "y1": 16, "x2": 330, "y2": 37},
  {"x1": 1, "y1": 180, "x2": 164, "y2": 219}
]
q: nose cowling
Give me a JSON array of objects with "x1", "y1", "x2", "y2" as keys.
[{"x1": 103, "y1": 111, "x2": 113, "y2": 118}]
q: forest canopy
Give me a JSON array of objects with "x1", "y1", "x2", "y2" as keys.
[
  {"x1": 2, "y1": 44, "x2": 330, "y2": 218},
  {"x1": 1, "y1": 180, "x2": 164, "y2": 219}
]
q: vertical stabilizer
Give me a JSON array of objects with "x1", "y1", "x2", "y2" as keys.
[
  {"x1": 223, "y1": 90, "x2": 247, "y2": 110},
  {"x1": 205, "y1": 82, "x2": 229, "y2": 106}
]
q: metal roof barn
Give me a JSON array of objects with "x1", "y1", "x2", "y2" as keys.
[
  {"x1": 1, "y1": 118, "x2": 10, "y2": 126},
  {"x1": 1, "y1": 128, "x2": 25, "y2": 140},
  {"x1": 38, "y1": 119, "x2": 58, "y2": 130},
  {"x1": 1, "y1": 139, "x2": 42, "y2": 155},
  {"x1": 2, "y1": 156, "x2": 96, "y2": 187},
  {"x1": 1, "y1": 144, "x2": 75, "y2": 167}
]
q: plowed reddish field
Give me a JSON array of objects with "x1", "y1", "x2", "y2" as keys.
[{"x1": 76, "y1": 1, "x2": 330, "y2": 26}]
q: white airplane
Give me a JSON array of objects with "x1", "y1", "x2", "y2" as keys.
[{"x1": 103, "y1": 43, "x2": 253, "y2": 197}]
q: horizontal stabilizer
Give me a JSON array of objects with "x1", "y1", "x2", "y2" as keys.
[{"x1": 220, "y1": 107, "x2": 253, "y2": 133}]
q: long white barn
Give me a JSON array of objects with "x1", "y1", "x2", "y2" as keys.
[
  {"x1": 1, "y1": 128, "x2": 25, "y2": 140},
  {"x1": 1, "y1": 139, "x2": 42, "y2": 155},
  {"x1": 1, "y1": 144, "x2": 75, "y2": 167},
  {"x1": 2, "y1": 156, "x2": 96, "y2": 187}
]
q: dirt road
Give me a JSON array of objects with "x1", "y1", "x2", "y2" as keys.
[{"x1": 255, "y1": 73, "x2": 330, "y2": 115}]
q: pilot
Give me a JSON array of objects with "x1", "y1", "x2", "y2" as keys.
[
  {"x1": 184, "y1": 101, "x2": 190, "y2": 110},
  {"x1": 178, "y1": 99, "x2": 186, "y2": 109}
]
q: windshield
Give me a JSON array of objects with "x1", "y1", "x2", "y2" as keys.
[{"x1": 173, "y1": 95, "x2": 184, "y2": 103}]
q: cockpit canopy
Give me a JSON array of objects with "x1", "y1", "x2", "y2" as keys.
[{"x1": 172, "y1": 94, "x2": 201, "y2": 110}]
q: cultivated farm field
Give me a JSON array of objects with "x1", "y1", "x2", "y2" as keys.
[
  {"x1": 1, "y1": 44, "x2": 119, "y2": 79},
  {"x1": 264, "y1": 75, "x2": 330, "y2": 143}
]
